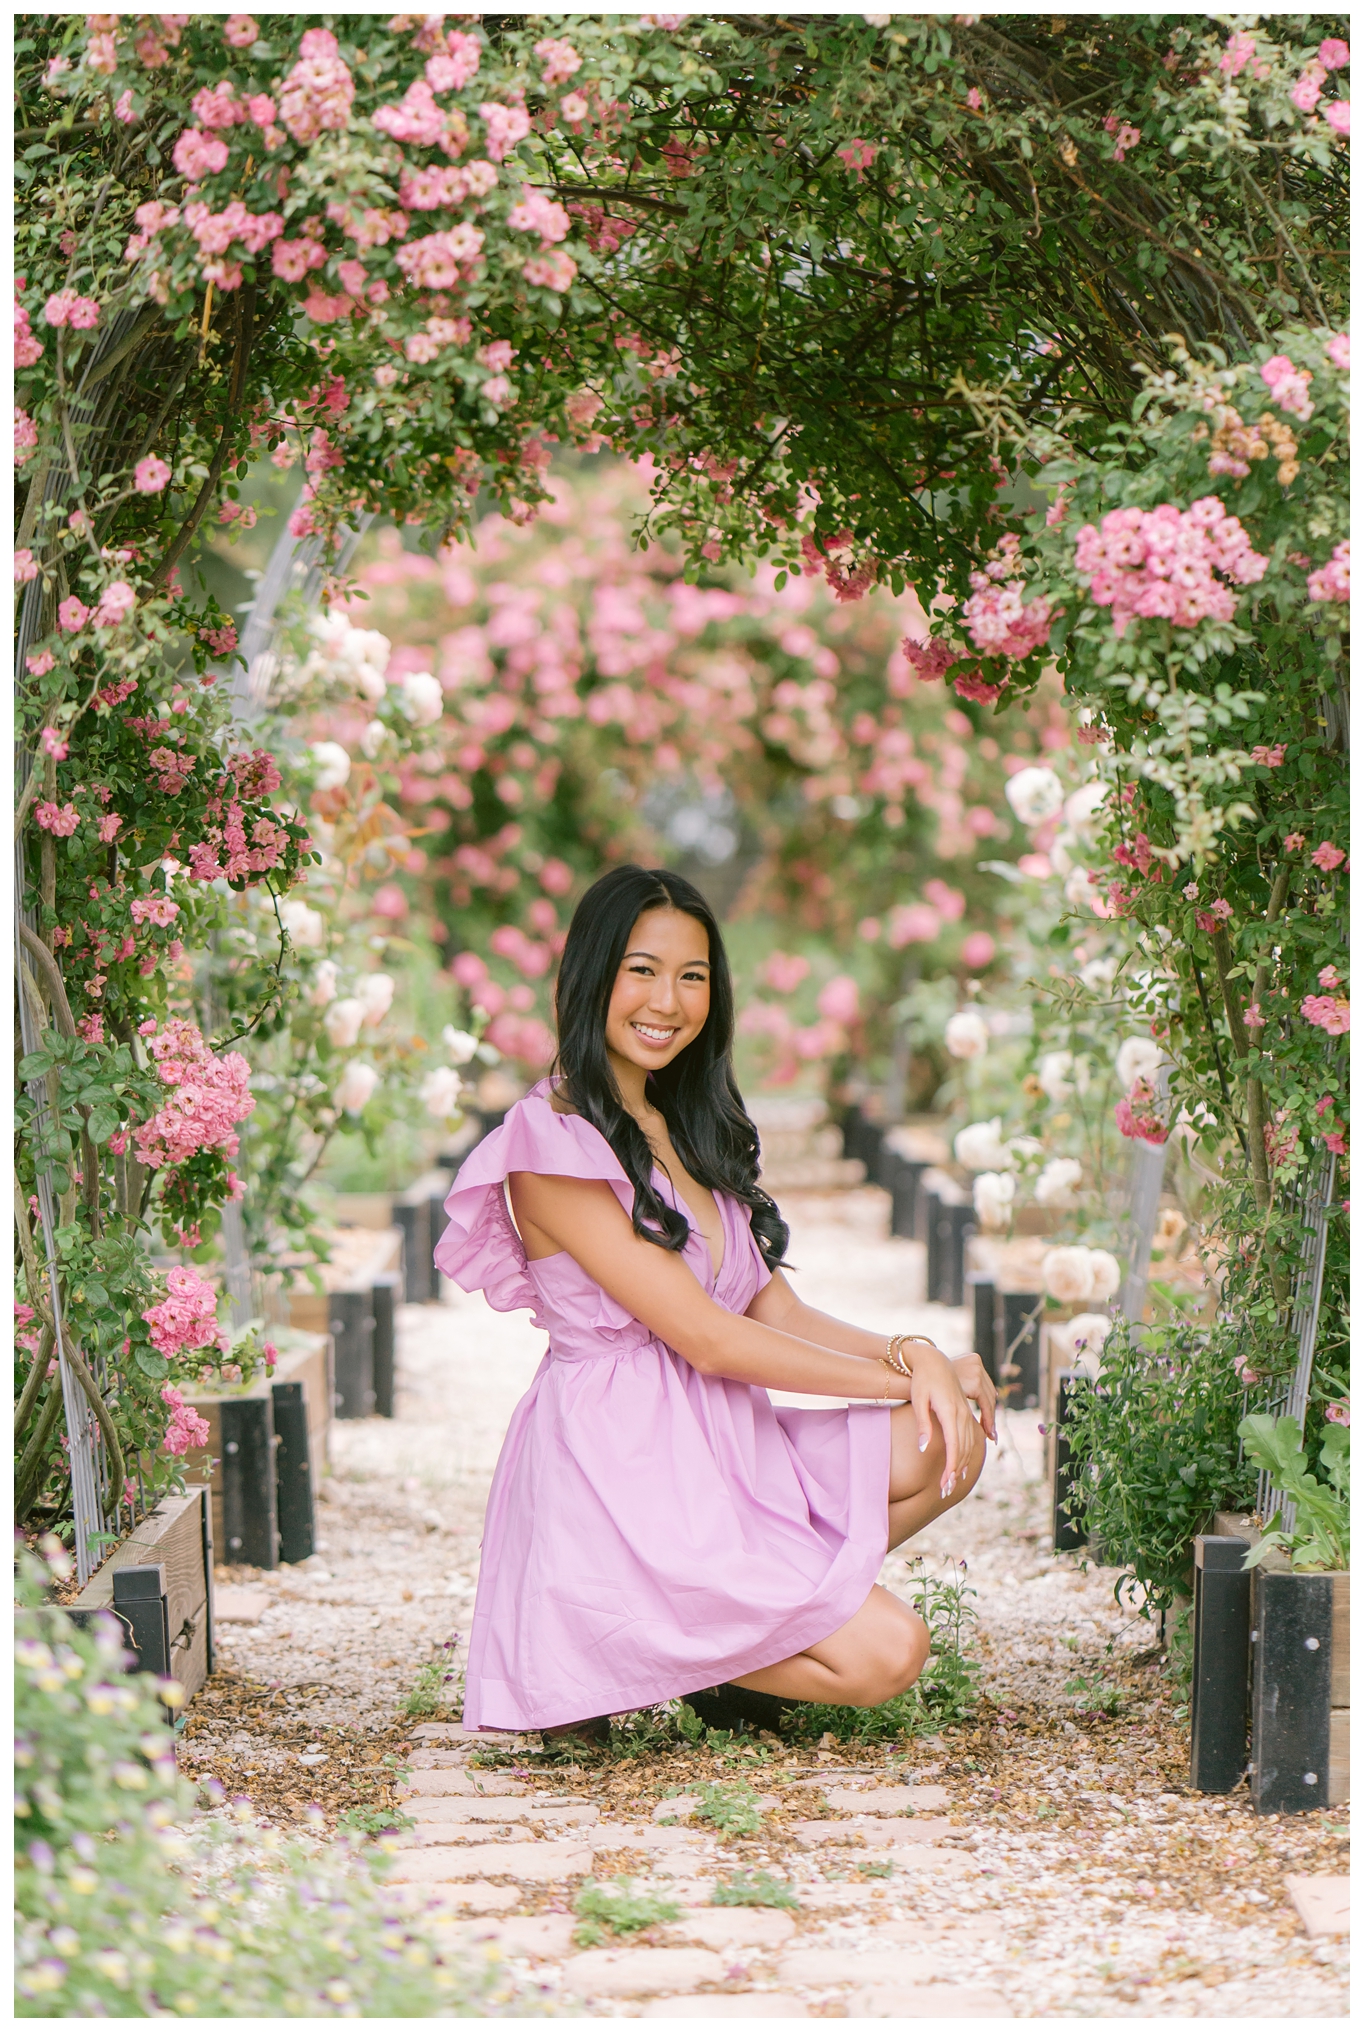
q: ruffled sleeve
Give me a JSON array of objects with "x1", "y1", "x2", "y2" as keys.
[{"x1": 434, "y1": 1096, "x2": 634, "y2": 1313}]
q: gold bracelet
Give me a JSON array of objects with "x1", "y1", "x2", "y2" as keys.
[
  {"x1": 885, "y1": 1336, "x2": 914, "y2": 1379},
  {"x1": 880, "y1": 1358, "x2": 902, "y2": 1398}
]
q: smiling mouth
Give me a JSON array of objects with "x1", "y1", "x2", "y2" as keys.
[{"x1": 631, "y1": 1022, "x2": 678, "y2": 1047}]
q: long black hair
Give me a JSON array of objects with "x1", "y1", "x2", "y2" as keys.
[{"x1": 552, "y1": 865, "x2": 789, "y2": 1270}]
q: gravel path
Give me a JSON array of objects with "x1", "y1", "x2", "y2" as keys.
[{"x1": 183, "y1": 1190, "x2": 1350, "y2": 2017}]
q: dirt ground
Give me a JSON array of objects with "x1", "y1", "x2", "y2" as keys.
[{"x1": 181, "y1": 1189, "x2": 1350, "y2": 2018}]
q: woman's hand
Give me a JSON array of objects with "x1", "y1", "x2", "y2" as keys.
[
  {"x1": 951, "y1": 1351, "x2": 998, "y2": 1445},
  {"x1": 908, "y1": 1347, "x2": 984, "y2": 1499}
]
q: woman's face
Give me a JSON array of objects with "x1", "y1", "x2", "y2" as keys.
[{"x1": 604, "y1": 907, "x2": 711, "y2": 1080}]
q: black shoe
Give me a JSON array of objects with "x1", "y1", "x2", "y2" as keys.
[
  {"x1": 541, "y1": 1714, "x2": 611, "y2": 1745},
  {"x1": 681, "y1": 1682, "x2": 792, "y2": 1735}
]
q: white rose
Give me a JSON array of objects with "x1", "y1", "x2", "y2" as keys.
[
  {"x1": 335, "y1": 1061, "x2": 379, "y2": 1115},
  {"x1": 309, "y1": 740, "x2": 352, "y2": 792},
  {"x1": 1004, "y1": 765, "x2": 1065, "y2": 827},
  {"x1": 945, "y1": 1009, "x2": 990, "y2": 1060},
  {"x1": 420, "y1": 1066, "x2": 464, "y2": 1121},
  {"x1": 973, "y1": 1171, "x2": 1015, "y2": 1230},
  {"x1": 308, "y1": 959, "x2": 339, "y2": 1009},
  {"x1": 394, "y1": 670, "x2": 444, "y2": 727},
  {"x1": 279, "y1": 898, "x2": 325, "y2": 949},
  {"x1": 1079, "y1": 954, "x2": 1118, "y2": 994},
  {"x1": 357, "y1": 973, "x2": 395, "y2": 1026},
  {"x1": 1063, "y1": 779, "x2": 1109, "y2": 838},
  {"x1": 324, "y1": 998, "x2": 365, "y2": 1049},
  {"x1": 1116, "y1": 1036, "x2": 1162, "y2": 1090},
  {"x1": 1059, "y1": 1311, "x2": 1112, "y2": 1377},
  {"x1": 1037, "y1": 1050, "x2": 1075, "y2": 1104},
  {"x1": 345, "y1": 628, "x2": 391, "y2": 702},
  {"x1": 1049, "y1": 832, "x2": 1074, "y2": 876},
  {"x1": 1041, "y1": 1245, "x2": 1096, "y2": 1306},
  {"x1": 359, "y1": 718, "x2": 390, "y2": 759},
  {"x1": 1086, "y1": 1249, "x2": 1122, "y2": 1304},
  {"x1": 1035, "y1": 1157, "x2": 1083, "y2": 1208},
  {"x1": 308, "y1": 612, "x2": 352, "y2": 661},
  {"x1": 954, "y1": 1117, "x2": 1011, "y2": 1172},
  {"x1": 442, "y1": 1025, "x2": 480, "y2": 1067},
  {"x1": 1063, "y1": 864, "x2": 1095, "y2": 909},
  {"x1": 1007, "y1": 1134, "x2": 1043, "y2": 1168}
]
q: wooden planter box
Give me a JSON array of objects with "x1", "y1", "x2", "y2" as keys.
[
  {"x1": 180, "y1": 1332, "x2": 332, "y2": 1569},
  {"x1": 1190, "y1": 1519, "x2": 1350, "y2": 1811},
  {"x1": 286, "y1": 1224, "x2": 404, "y2": 1332},
  {"x1": 68, "y1": 1484, "x2": 213, "y2": 1700}
]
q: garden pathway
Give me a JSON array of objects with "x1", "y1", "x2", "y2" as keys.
[{"x1": 184, "y1": 1189, "x2": 1350, "y2": 2018}]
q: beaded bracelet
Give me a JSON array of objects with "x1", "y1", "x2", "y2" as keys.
[{"x1": 885, "y1": 1333, "x2": 941, "y2": 1379}]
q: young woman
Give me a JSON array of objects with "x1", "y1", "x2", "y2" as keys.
[{"x1": 436, "y1": 865, "x2": 995, "y2": 1737}]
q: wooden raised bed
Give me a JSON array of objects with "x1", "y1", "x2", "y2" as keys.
[{"x1": 69, "y1": 1484, "x2": 213, "y2": 1700}]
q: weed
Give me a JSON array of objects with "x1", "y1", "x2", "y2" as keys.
[
  {"x1": 693, "y1": 1779, "x2": 766, "y2": 1836},
  {"x1": 1064, "y1": 1673, "x2": 1125, "y2": 1716},
  {"x1": 338, "y1": 1804, "x2": 414, "y2": 1837},
  {"x1": 606, "y1": 1707, "x2": 678, "y2": 1759},
  {"x1": 712, "y1": 1870, "x2": 798, "y2": 1910},
  {"x1": 857, "y1": 1860, "x2": 895, "y2": 1878},
  {"x1": 400, "y1": 1655, "x2": 457, "y2": 1719},
  {"x1": 572, "y1": 1878, "x2": 680, "y2": 1947}
]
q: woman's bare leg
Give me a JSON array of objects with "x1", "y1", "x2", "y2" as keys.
[
  {"x1": 730, "y1": 1409, "x2": 988, "y2": 1707},
  {"x1": 731, "y1": 1583, "x2": 929, "y2": 1706}
]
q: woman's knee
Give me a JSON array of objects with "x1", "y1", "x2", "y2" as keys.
[{"x1": 842, "y1": 1608, "x2": 930, "y2": 1706}]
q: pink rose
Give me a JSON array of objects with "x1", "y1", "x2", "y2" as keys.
[
  {"x1": 134, "y1": 455, "x2": 171, "y2": 493},
  {"x1": 1312, "y1": 840, "x2": 1346, "y2": 871},
  {"x1": 57, "y1": 596, "x2": 90, "y2": 633}
]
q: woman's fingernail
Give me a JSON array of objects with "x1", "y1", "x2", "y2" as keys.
[{"x1": 919, "y1": 1435, "x2": 929, "y2": 1452}]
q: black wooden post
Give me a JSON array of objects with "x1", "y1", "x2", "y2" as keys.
[
  {"x1": 198, "y1": 1481, "x2": 214, "y2": 1676},
  {"x1": 1052, "y1": 1370, "x2": 1090, "y2": 1553},
  {"x1": 220, "y1": 1398, "x2": 279, "y2": 1569},
  {"x1": 111, "y1": 1563, "x2": 172, "y2": 1676},
  {"x1": 371, "y1": 1270, "x2": 400, "y2": 1418},
  {"x1": 1190, "y1": 1534, "x2": 1252, "y2": 1793},
  {"x1": 393, "y1": 1194, "x2": 431, "y2": 1303},
  {"x1": 890, "y1": 1157, "x2": 929, "y2": 1240},
  {"x1": 1250, "y1": 1568, "x2": 1335, "y2": 1813},
  {"x1": 329, "y1": 1288, "x2": 376, "y2": 1419},
  {"x1": 427, "y1": 1182, "x2": 451, "y2": 1299},
  {"x1": 1001, "y1": 1290, "x2": 1042, "y2": 1406},
  {"x1": 271, "y1": 1380, "x2": 315, "y2": 1565},
  {"x1": 967, "y1": 1273, "x2": 999, "y2": 1384}
]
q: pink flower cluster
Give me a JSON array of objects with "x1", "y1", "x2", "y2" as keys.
[
  {"x1": 798, "y1": 530, "x2": 876, "y2": 603},
  {"x1": 836, "y1": 139, "x2": 878, "y2": 178},
  {"x1": 396, "y1": 224, "x2": 486, "y2": 289},
  {"x1": 143, "y1": 1268, "x2": 223, "y2": 1361},
  {"x1": 133, "y1": 1019, "x2": 255, "y2": 1170},
  {"x1": 159, "y1": 1380, "x2": 213, "y2": 1456},
  {"x1": 523, "y1": 250, "x2": 577, "y2": 292},
  {"x1": 1073, "y1": 497, "x2": 1268, "y2": 636},
  {"x1": 964, "y1": 569, "x2": 1053, "y2": 660},
  {"x1": 278, "y1": 27, "x2": 355, "y2": 143},
  {"x1": 1306, "y1": 540, "x2": 1349, "y2": 603},
  {"x1": 172, "y1": 128, "x2": 230, "y2": 182},
  {"x1": 375, "y1": 78, "x2": 450, "y2": 146},
  {"x1": 1103, "y1": 114, "x2": 1141, "y2": 159},
  {"x1": 534, "y1": 37, "x2": 581, "y2": 86},
  {"x1": 1115, "y1": 1077, "x2": 1169, "y2": 1144},
  {"x1": 184, "y1": 199, "x2": 284, "y2": 266},
  {"x1": 479, "y1": 101, "x2": 533, "y2": 161},
  {"x1": 508, "y1": 190, "x2": 571, "y2": 245},
  {"x1": 1302, "y1": 994, "x2": 1350, "y2": 1034},
  {"x1": 1261, "y1": 351, "x2": 1314, "y2": 419},
  {"x1": 15, "y1": 283, "x2": 43, "y2": 367},
  {"x1": 44, "y1": 290, "x2": 101, "y2": 329},
  {"x1": 15, "y1": 406, "x2": 37, "y2": 466},
  {"x1": 35, "y1": 802, "x2": 80, "y2": 836},
  {"x1": 1312, "y1": 839, "x2": 1346, "y2": 871},
  {"x1": 428, "y1": 29, "x2": 482, "y2": 92}
]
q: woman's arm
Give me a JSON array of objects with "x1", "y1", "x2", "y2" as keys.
[
  {"x1": 749, "y1": 1269, "x2": 997, "y2": 1454},
  {"x1": 508, "y1": 1173, "x2": 984, "y2": 1480},
  {"x1": 509, "y1": 1170, "x2": 909, "y2": 1405}
]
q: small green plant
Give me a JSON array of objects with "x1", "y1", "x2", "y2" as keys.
[
  {"x1": 1062, "y1": 1319, "x2": 1258, "y2": 1612},
  {"x1": 711, "y1": 1870, "x2": 798, "y2": 1910},
  {"x1": 857, "y1": 1859, "x2": 895, "y2": 1878},
  {"x1": 400, "y1": 1655, "x2": 455, "y2": 1719},
  {"x1": 572, "y1": 1878, "x2": 680, "y2": 1947},
  {"x1": 1238, "y1": 1412, "x2": 1350, "y2": 1570},
  {"x1": 337, "y1": 1804, "x2": 414, "y2": 1838},
  {"x1": 693, "y1": 1780, "x2": 766, "y2": 1836},
  {"x1": 606, "y1": 1707, "x2": 678, "y2": 1759},
  {"x1": 1063, "y1": 1673, "x2": 1125, "y2": 1716}
]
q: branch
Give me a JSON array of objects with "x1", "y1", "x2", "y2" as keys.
[
  {"x1": 19, "y1": 924, "x2": 77, "y2": 1037},
  {"x1": 15, "y1": 1379, "x2": 66, "y2": 1524},
  {"x1": 15, "y1": 1324, "x2": 55, "y2": 1441}
]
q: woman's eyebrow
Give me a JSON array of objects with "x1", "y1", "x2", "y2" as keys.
[{"x1": 623, "y1": 949, "x2": 711, "y2": 966}]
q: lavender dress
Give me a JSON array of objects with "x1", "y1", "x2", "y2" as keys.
[{"x1": 435, "y1": 1088, "x2": 892, "y2": 1731}]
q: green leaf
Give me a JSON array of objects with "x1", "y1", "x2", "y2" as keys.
[{"x1": 134, "y1": 1349, "x2": 169, "y2": 1381}]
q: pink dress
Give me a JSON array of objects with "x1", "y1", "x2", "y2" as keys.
[{"x1": 435, "y1": 1089, "x2": 892, "y2": 1731}]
